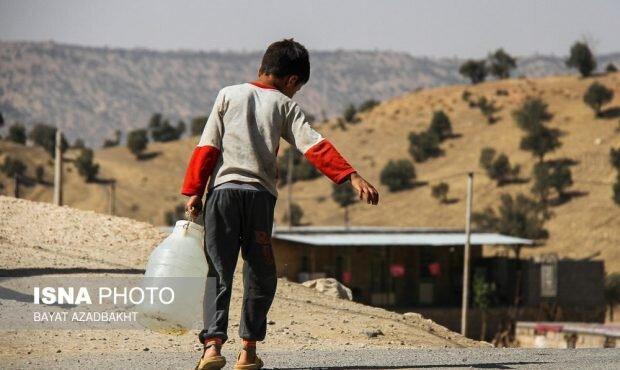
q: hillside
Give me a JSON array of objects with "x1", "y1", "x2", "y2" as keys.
[
  {"x1": 1, "y1": 73, "x2": 619, "y2": 273},
  {"x1": 2, "y1": 41, "x2": 620, "y2": 146}
]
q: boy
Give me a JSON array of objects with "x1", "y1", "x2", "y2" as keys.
[{"x1": 182, "y1": 39, "x2": 379, "y2": 370}]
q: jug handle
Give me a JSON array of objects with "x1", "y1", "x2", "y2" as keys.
[
  {"x1": 185, "y1": 207, "x2": 197, "y2": 223},
  {"x1": 182, "y1": 208, "x2": 197, "y2": 236}
]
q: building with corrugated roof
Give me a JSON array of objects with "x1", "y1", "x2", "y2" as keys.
[
  {"x1": 272, "y1": 226, "x2": 532, "y2": 307},
  {"x1": 271, "y1": 226, "x2": 605, "y2": 340}
]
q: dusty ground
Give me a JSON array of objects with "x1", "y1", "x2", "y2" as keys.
[
  {"x1": 0, "y1": 196, "x2": 485, "y2": 366},
  {"x1": 2, "y1": 73, "x2": 619, "y2": 272}
]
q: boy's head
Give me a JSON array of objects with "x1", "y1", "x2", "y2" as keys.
[{"x1": 259, "y1": 39, "x2": 310, "y2": 98}]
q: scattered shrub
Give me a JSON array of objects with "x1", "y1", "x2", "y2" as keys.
[
  {"x1": 408, "y1": 131, "x2": 441, "y2": 162},
  {"x1": 7, "y1": 123, "x2": 26, "y2": 144},
  {"x1": 566, "y1": 41, "x2": 596, "y2": 77},
  {"x1": 343, "y1": 104, "x2": 358, "y2": 123},
  {"x1": 428, "y1": 110, "x2": 453, "y2": 141},
  {"x1": 472, "y1": 193, "x2": 550, "y2": 240},
  {"x1": 431, "y1": 182, "x2": 449, "y2": 204},
  {"x1": 479, "y1": 148, "x2": 520, "y2": 185},
  {"x1": 512, "y1": 97, "x2": 560, "y2": 162},
  {"x1": 277, "y1": 148, "x2": 320, "y2": 186},
  {"x1": 332, "y1": 182, "x2": 357, "y2": 208},
  {"x1": 610, "y1": 148, "x2": 620, "y2": 170},
  {"x1": 461, "y1": 90, "x2": 472, "y2": 102},
  {"x1": 29, "y1": 124, "x2": 68, "y2": 156},
  {"x1": 380, "y1": 159, "x2": 416, "y2": 192},
  {"x1": 512, "y1": 97, "x2": 553, "y2": 131},
  {"x1": 282, "y1": 202, "x2": 304, "y2": 226},
  {"x1": 583, "y1": 82, "x2": 614, "y2": 116},
  {"x1": 520, "y1": 124, "x2": 562, "y2": 163},
  {"x1": 334, "y1": 117, "x2": 347, "y2": 131},
  {"x1": 459, "y1": 59, "x2": 487, "y2": 84},
  {"x1": 1, "y1": 156, "x2": 27, "y2": 177},
  {"x1": 303, "y1": 110, "x2": 316, "y2": 124},
  {"x1": 531, "y1": 161, "x2": 573, "y2": 203},
  {"x1": 127, "y1": 129, "x2": 149, "y2": 158},
  {"x1": 148, "y1": 113, "x2": 184, "y2": 142},
  {"x1": 358, "y1": 99, "x2": 380, "y2": 113},
  {"x1": 74, "y1": 148, "x2": 100, "y2": 182},
  {"x1": 35, "y1": 165, "x2": 45, "y2": 183},
  {"x1": 164, "y1": 204, "x2": 187, "y2": 226},
  {"x1": 72, "y1": 138, "x2": 86, "y2": 149},
  {"x1": 488, "y1": 48, "x2": 516, "y2": 79},
  {"x1": 476, "y1": 96, "x2": 500, "y2": 124},
  {"x1": 102, "y1": 130, "x2": 122, "y2": 148},
  {"x1": 191, "y1": 116, "x2": 209, "y2": 136}
]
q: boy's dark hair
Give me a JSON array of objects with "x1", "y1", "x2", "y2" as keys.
[{"x1": 260, "y1": 39, "x2": 310, "y2": 84}]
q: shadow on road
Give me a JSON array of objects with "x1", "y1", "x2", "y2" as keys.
[
  {"x1": 0, "y1": 267, "x2": 145, "y2": 277},
  {"x1": 0, "y1": 285, "x2": 77, "y2": 308},
  {"x1": 266, "y1": 361, "x2": 549, "y2": 369}
]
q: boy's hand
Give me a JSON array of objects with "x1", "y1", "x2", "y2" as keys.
[
  {"x1": 185, "y1": 195, "x2": 203, "y2": 219},
  {"x1": 349, "y1": 172, "x2": 379, "y2": 205}
]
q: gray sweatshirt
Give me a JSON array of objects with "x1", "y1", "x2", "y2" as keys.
[{"x1": 181, "y1": 82, "x2": 356, "y2": 197}]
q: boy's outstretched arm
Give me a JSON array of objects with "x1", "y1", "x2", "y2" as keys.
[{"x1": 282, "y1": 102, "x2": 379, "y2": 205}]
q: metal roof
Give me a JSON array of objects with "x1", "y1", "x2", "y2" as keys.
[{"x1": 272, "y1": 227, "x2": 533, "y2": 247}]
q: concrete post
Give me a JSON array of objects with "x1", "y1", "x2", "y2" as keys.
[
  {"x1": 108, "y1": 181, "x2": 116, "y2": 215},
  {"x1": 461, "y1": 172, "x2": 474, "y2": 337},
  {"x1": 53, "y1": 129, "x2": 63, "y2": 206}
]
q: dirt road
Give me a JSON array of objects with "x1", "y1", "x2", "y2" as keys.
[{"x1": 5, "y1": 348, "x2": 620, "y2": 369}]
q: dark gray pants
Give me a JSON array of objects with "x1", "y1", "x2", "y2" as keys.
[{"x1": 199, "y1": 188, "x2": 277, "y2": 344}]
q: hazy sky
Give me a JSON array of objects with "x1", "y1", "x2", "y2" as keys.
[{"x1": 1, "y1": 0, "x2": 618, "y2": 58}]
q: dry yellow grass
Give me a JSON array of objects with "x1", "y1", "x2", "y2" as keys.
[{"x1": 1, "y1": 73, "x2": 619, "y2": 272}]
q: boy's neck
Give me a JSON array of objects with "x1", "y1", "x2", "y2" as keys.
[
  {"x1": 253, "y1": 73, "x2": 300, "y2": 98},
  {"x1": 254, "y1": 75, "x2": 279, "y2": 90}
]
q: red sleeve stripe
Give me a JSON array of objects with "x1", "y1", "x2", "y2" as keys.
[
  {"x1": 304, "y1": 139, "x2": 357, "y2": 184},
  {"x1": 181, "y1": 145, "x2": 221, "y2": 196}
]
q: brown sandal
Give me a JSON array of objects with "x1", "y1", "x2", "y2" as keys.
[
  {"x1": 233, "y1": 347, "x2": 264, "y2": 370},
  {"x1": 194, "y1": 342, "x2": 226, "y2": 370}
]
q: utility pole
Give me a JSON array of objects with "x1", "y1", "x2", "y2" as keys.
[
  {"x1": 13, "y1": 174, "x2": 19, "y2": 198},
  {"x1": 53, "y1": 129, "x2": 63, "y2": 206},
  {"x1": 286, "y1": 147, "x2": 294, "y2": 229},
  {"x1": 460, "y1": 172, "x2": 474, "y2": 337},
  {"x1": 108, "y1": 181, "x2": 116, "y2": 215}
]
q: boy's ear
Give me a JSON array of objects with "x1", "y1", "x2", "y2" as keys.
[{"x1": 285, "y1": 75, "x2": 300, "y2": 88}]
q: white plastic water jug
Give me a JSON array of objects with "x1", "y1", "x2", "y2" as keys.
[{"x1": 137, "y1": 220, "x2": 208, "y2": 334}]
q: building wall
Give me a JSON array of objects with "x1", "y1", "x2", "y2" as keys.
[
  {"x1": 272, "y1": 239, "x2": 304, "y2": 280},
  {"x1": 522, "y1": 260, "x2": 606, "y2": 322},
  {"x1": 272, "y1": 239, "x2": 482, "y2": 307}
]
